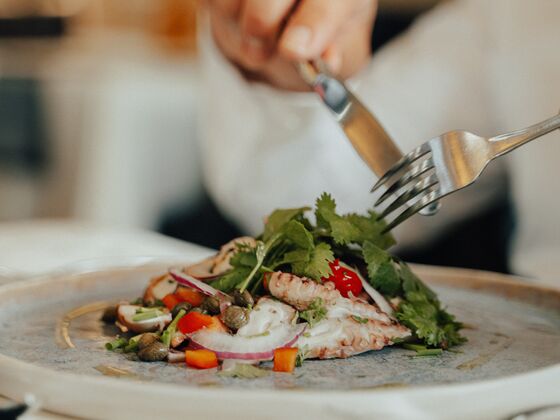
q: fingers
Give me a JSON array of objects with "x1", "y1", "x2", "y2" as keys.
[
  {"x1": 322, "y1": 45, "x2": 343, "y2": 75},
  {"x1": 239, "y1": 0, "x2": 296, "y2": 39},
  {"x1": 279, "y1": 0, "x2": 375, "y2": 61},
  {"x1": 212, "y1": 0, "x2": 242, "y2": 18},
  {"x1": 238, "y1": 0, "x2": 297, "y2": 66},
  {"x1": 208, "y1": 0, "x2": 377, "y2": 89},
  {"x1": 209, "y1": 3, "x2": 243, "y2": 63}
]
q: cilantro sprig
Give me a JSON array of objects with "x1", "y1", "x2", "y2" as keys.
[
  {"x1": 209, "y1": 193, "x2": 465, "y2": 349},
  {"x1": 299, "y1": 297, "x2": 327, "y2": 327}
]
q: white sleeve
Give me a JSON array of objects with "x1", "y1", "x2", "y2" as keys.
[{"x1": 198, "y1": 0, "x2": 506, "y2": 248}]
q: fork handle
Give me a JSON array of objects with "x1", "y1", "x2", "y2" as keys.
[{"x1": 489, "y1": 112, "x2": 560, "y2": 157}]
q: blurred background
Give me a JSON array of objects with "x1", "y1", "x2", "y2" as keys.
[{"x1": 0, "y1": 0, "x2": 464, "y2": 250}]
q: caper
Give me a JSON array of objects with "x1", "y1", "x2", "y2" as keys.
[
  {"x1": 189, "y1": 306, "x2": 207, "y2": 314},
  {"x1": 223, "y1": 305, "x2": 249, "y2": 330},
  {"x1": 138, "y1": 341, "x2": 168, "y2": 362},
  {"x1": 172, "y1": 302, "x2": 192, "y2": 318},
  {"x1": 232, "y1": 290, "x2": 254, "y2": 308},
  {"x1": 201, "y1": 296, "x2": 221, "y2": 315},
  {"x1": 137, "y1": 333, "x2": 159, "y2": 350},
  {"x1": 101, "y1": 305, "x2": 117, "y2": 323}
]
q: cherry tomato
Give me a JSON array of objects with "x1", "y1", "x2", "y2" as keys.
[{"x1": 322, "y1": 259, "x2": 362, "y2": 298}]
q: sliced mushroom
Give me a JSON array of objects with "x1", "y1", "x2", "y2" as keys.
[
  {"x1": 143, "y1": 274, "x2": 178, "y2": 305},
  {"x1": 183, "y1": 257, "x2": 217, "y2": 280},
  {"x1": 184, "y1": 236, "x2": 256, "y2": 278},
  {"x1": 171, "y1": 331, "x2": 187, "y2": 348},
  {"x1": 167, "y1": 349, "x2": 186, "y2": 363},
  {"x1": 116, "y1": 304, "x2": 172, "y2": 334}
]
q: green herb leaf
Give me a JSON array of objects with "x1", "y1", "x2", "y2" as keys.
[
  {"x1": 362, "y1": 241, "x2": 400, "y2": 295},
  {"x1": 399, "y1": 262, "x2": 437, "y2": 302},
  {"x1": 132, "y1": 309, "x2": 164, "y2": 322},
  {"x1": 161, "y1": 309, "x2": 186, "y2": 348},
  {"x1": 290, "y1": 243, "x2": 334, "y2": 280},
  {"x1": 299, "y1": 297, "x2": 327, "y2": 327},
  {"x1": 282, "y1": 220, "x2": 314, "y2": 250},
  {"x1": 396, "y1": 290, "x2": 465, "y2": 349},
  {"x1": 402, "y1": 343, "x2": 443, "y2": 356},
  {"x1": 123, "y1": 334, "x2": 143, "y2": 353},
  {"x1": 229, "y1": 250, "x2": 257, "y2": 268},
  {"x1": 263, "y1": 207, "x2": 310, "y2": 241},
  {"x1": 314, "y1": 193, "x2": 336, "y2": 229},
  {"x1": 315, "y1": 193, "x2": 394, "y2": 248},
  {"x1": 296, "y1": 346, "x2": 310, "y2": 367},
  {"x1": 210, "y1": 267, "x2": 252, "y2": 292},
  {"x1": 218, "y1": 363, "x2": 270, "y2": 379},
  {"x1": 351, "y1": 315, "x2": 369, "y2": 324},
  {"x1": 414, "y1": 349, "x2": 443, "y2": 357},
  {"x1": 275, "y1": 249, "x2": 310, "y2": 266},
  {"x1": 315, "y1": 199, "x2": 361, "y2": 246},
  {"x1": 304, "y1": 243, "x2": 334, "y2": 279},
  {"x1": 402, "y1": 343, "x2": 428, "y2": 352},
  {"x1": 105, "y1": 337, "x2": 127, "y2": 351},
  {"x1": 238, "y1": 241, "x2": 267, "y2": 292},
  {"x1": 344, "y1": 212, "x2": 396, "y2": 250}
]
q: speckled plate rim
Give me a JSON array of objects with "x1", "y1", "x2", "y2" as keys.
[{"x1": 1, "y1": 262, "x2": 560, "y2": 420}]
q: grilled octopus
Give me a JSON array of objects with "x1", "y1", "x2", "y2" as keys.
[{"x1": 268, "y1": 272, "x2": 411, "y2": 359}]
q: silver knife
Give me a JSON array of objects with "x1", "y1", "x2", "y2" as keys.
[{"x1": 296, "y1": 60, "x2": 439, "y2": 216}]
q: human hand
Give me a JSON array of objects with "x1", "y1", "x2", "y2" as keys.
[{"x1": 206, "y1": 0, "x2": 378, "y2": 90}]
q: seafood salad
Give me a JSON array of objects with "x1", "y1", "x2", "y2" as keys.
[{"x1": 104, "y1": 193, "x2": 464, "y2": 373}]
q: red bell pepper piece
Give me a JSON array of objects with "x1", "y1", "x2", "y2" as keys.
[
  {"x1": 273, "y1": 347, "x2": 298, "y2": 373},
  {"x1": 175, "y1": 287, "x2": 205, "y2": 307},
  {"x1": 162, "y1": 293, "x2": 181, "y2": 311},
  {"x1": 185, "y1": 349, "x2": 218, "y2": 369},
  {"x1": 178, "y1": 312, "x2": 214, "y2": 334}
]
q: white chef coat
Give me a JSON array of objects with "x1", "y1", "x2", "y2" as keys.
[{"x1": 198, "y1": 0, "x2": 560, "y2": 285}]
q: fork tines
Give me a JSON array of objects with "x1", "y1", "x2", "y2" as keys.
[{"x1": 372, "y1": 143, "x2": 442, "y2": 232}]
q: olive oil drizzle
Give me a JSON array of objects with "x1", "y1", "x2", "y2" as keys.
[{"x1": 56, "y1": 301, "x2": 111, "y2": 349}]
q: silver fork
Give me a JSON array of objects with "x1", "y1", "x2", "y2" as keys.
[
  {"x1": 372, "y1": 112, "x2": 560, "y2": 232},
  {"x1": 296, "y1": 59, "x2": 439, "y2": 216}
]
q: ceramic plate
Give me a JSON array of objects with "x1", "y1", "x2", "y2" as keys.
[{"x1": 0, "y1": 261, "x2": 559, "y2": 420}]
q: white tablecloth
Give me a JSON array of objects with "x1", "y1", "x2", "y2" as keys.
[{"x1": 0, "y1": 220, "x2": 212, "y2": 283}]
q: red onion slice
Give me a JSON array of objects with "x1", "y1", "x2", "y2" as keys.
[
  {"x1": 184, "y1": 258, "x2": 220, "y2": 280},
  {"x1": 169, "y1": 269, "x2": 227, "y2": 298},
  {"x1": 354, "y1": 270, "x2": 394, "y2": 316},
  {"x1": 189, "y1": 323, "x2": 307, "y2": 361}
]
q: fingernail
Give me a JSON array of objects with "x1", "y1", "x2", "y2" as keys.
[
  {"x1": 282, "y1": 26, "x2": 312, "y2": 56},
  {"x1": 325, "y1": 51, "x2": 342, "y2": 74}
]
